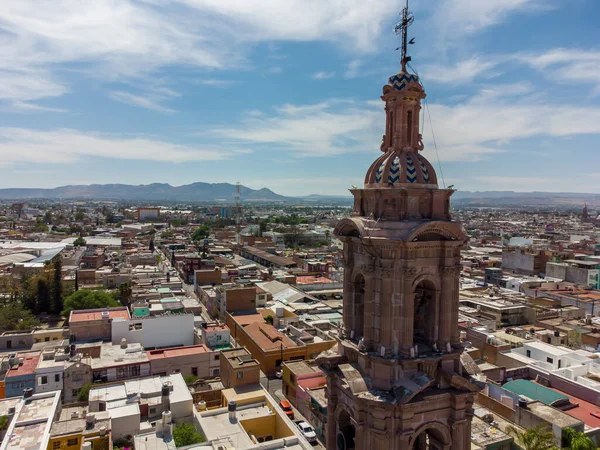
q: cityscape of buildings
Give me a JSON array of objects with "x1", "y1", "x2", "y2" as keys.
[{"x1": 0, "y1": 3, "x2": 599, "y2": 450}]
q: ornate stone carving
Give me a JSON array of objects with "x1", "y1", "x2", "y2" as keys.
[{"x1": 402, "y1": 267, "x2": 417, "y2": 279}]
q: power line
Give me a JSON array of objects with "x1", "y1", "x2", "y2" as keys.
[{"x1": 407, "y1": 62, "x2": 446, "y2": 189}]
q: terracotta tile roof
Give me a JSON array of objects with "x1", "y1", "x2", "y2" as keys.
[{"x1": 243, "y1": 321, "x2": 298, "y2": 352}]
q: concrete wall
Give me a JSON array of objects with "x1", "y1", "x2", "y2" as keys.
[
  {"x1": 35, "y1": 369, "x2": 62, "y2": 394},
  {"x1": 111, "y1": 314, "x2": 194, "y2": 349}
]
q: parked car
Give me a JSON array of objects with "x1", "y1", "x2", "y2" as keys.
[
  {"x1": 279, "y1": 400, "x2": 294, "y2": 419},
  {"x1": 296, "y1": 421, "x2": 318, "y2": 444}
]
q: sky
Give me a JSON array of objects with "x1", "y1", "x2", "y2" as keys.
[{"x1": 1, "y1": 0, "x2": 599, "y2": 196}]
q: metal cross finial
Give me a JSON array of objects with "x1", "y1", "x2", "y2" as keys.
[{"x1": 394, "y1": 0, "x2": 415, "y2": 72}]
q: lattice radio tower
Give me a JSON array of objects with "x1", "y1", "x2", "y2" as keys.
[{"x1": 234, "y1": 182, "x2": 242, "y2": 246}]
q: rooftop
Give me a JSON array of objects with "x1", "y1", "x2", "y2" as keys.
[
  {"x1": 147, "y1": 345, "x2": 211, "y2": 360},
  {"x1": 6, "y1": 352, "x2": 41, "y2": 378},
  {"x1": 69, "y1": 307, "x2": 130, "y2": 323},
  {"x1": 243, "y1": 322, "x2": 298, "y2": 352},
  {"x1": 503, "y1": 379, "x2": 569, "y2": 406}
]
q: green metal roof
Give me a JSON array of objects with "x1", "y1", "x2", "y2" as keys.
[{"x1": 503, "y1": 379, "x2": 568, "y2": 406}]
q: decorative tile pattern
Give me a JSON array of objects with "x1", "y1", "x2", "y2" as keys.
[
  {"x1": 419, "y1": 160, "x2": 430, "y2": 183},
  {"x1": 406, "y1": 156, "x2": 417, "y2": 183},
  {"x1": 388, "y1": 73, "x2": 420, "y2": 91},
  {"x1": 388, "y1": 156, "x2": 400, "y2": 183}
]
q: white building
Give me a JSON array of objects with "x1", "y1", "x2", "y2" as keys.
[
  {"x1": 111, "y1": 313, "x2": 195, "y2": 349},
  {"x1": 201, "y1": 323, "x2": 230, "y2": 350},
  {"x1": 88, "y1": 373, "x2": 193, "y2": 439}
]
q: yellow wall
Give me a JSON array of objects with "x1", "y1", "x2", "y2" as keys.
[
  {"x1": 48, "y1": 434, "x2": 82, "y2": 450},
  {"x1": 48, "y1": 433, "x2": 109, "y2": 450},
  {"x1": 240, "y1": 415, "x2": 276, "y2": 440}
]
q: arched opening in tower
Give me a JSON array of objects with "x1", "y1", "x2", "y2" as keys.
[
  {"x1": 352, "y1": 274, "x2": 365, "y2": 341},
  {"x1": 413, "y1": 280, "x2": 437, "y2": 350},
  {"x1": 336, "y1": 410, "x2": 356, "y2": 450},
  {"x1": 411, "y1": 427, "x2": 449, "y2": 450}
]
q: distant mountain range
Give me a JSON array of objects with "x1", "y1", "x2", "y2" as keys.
[
  {"x1": 0, "y1": 183, "x2": 287, "y2": 202},
  {"x1": 0, "y1": 183, "x2": 597, "y2": 207}
]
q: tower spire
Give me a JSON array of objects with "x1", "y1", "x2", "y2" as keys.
[{"x1": 394, "y1": 0, "x2": 414, "y2": 72}]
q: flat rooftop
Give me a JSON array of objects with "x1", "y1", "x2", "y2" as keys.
[
  {"x1": 70, "y1": 307, "x2": 130, "y2": 323},
  {"x1": 6, "y1": 352, "x2": 41, "y2": 378},
  {"x1": 147, "y1": 344, "x2": 211, "y2": 360}
]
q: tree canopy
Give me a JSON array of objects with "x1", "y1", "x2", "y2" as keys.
[
  {"x1": 172, "y1": 423, "x2": 205, "y2": 447},
  {"x1": 62, "y1": 289, "x2": 120, "y2": 317},
  {"x1": 73, "y1": 237, "x2": 87, "y2": 247},
  {"x1": 191, "y1": 226, "x2": 210, "y2": 241},
  {"x1": 0, "y1": 304, "x2": 40, "y2": 332},
  {"x1": 507, "y1": 424, "x2": 556, "y2": 450},
  {"x1": 562, "y1": 427, "x2": 596, "y2": 450}
]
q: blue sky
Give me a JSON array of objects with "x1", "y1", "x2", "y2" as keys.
[{"x1": 1, "y1": 0, "x2": 599, "y2": 196}]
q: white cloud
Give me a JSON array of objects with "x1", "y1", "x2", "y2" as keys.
[
  {"x1": 0, "y1": 0, "x2": 394, "y2": 103},
  {"x1": 0, "y1": 128, "x2": 250, "y2": 165},
  {"x1": 521, "y1": 48, "x2": 600, "y2": 92},
  {"x1": 110, "y1": 91, "x2": 177, "y2": 114},
  {"x1": 344, "y1": 60, "x2": 364, "y2": 79},
  {"x1": 422, "y1": 57, "x2": 501, "y2": 84},
  {"x1": 312, "y1": 71, "x2": 335, "y2": 80},
  {"x1": 211, "y1": 87, "x2": 600, "y2": 162},
  {"x1": 429, "y1": 0, "x2": 550, "y2": 42}
]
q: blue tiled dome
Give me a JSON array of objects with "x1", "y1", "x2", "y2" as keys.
[{"x1": 365, "y1": 150, "x2": 437, "y2": 187}]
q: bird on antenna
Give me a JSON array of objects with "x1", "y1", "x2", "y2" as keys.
[
  {"x1": 447, "y1": 185, "x2": 455, "y2": 190},
  {"x1": 351, "y1": 184, "x2": 358, "y2": 189}
]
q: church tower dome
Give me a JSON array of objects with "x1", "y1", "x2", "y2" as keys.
[{"x1": 318, "y1": 3, "x2": 479, "y2": 450}]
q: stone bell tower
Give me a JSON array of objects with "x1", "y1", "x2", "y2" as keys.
[{"x1": 317, "y1": 4, "x2": 479, "y2": 450}]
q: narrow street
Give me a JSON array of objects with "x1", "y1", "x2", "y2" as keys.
[{"x1": 265, "y1": 377, "x2": 326, "y2": 450}]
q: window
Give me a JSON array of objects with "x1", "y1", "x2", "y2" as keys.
[
  {"x1": 40, "y1": 376, "x2": 48, "y2": 385},
  {"x1": 211, "y1": 369, "x2": 220, "y2": 377},
  {"x1": 149, "y1": 407, "x2": 156, "y2": 415},
  {"x1": 129, "y1": 323, "x2": 143, "y2": 331},
  {"x1": 547, "y1": 357, "x2": 554, "y2": 364},
  {"x1": 216, "y1": 335, "x2": 222, "y2": 341},
  {"x1": 67, "y1": 438, "x2": 78, "y2": 446},
  {"x1": 526, "y1": 350, "x2": 531, "y2": 358},
  {"x1": 45, "y1": 337, "x2": 50, "y2": 342},
  {"x1": 214, "y1": 355, "x2": 219, "y2": 361},
  {"x1": 53, "y1": 442, "x2": 61, "y2": 450},
  {"x1": 55, "y1": 374, "x2": 60, "y2": 383},
  {"x1": 191, "y1": 367, "x2": 198, "y2": 377},
  {"x1": 236, "y1": 371, "x2": 244, "y2": 379},
  {"x1": 72, "y1": 389, "x2": 79, "y2": 398}
]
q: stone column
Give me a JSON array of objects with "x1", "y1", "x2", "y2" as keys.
[
  {"x1": 400, "y1": 268, "x2": 417, "y2": 355},
  {"x1": 326, "y1": 376, "x2": 338, "y2": 450}
]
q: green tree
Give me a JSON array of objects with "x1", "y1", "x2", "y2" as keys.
[
  {"x1": 184, "y1": 375, "x2": 199, "y2": 386},
  {"x1": 43, "y1": 211, "x2": 53, "y2": 224},
  {"x1": 172, "y1": 423, "x2": 205, "y2": 447},
  {"x1": 77, "y1": 383, "x2": 91, "y2": 402},
  {"x1": 34, "y1": 218, "x2": 49, "y2": 232},
  {"x1": 161, "y1": 230, "x2": 174, "y2": 239},
  {"x1": 73, "y1": 236, "x2": 87, "y2": 247},
  {"x1": 265, "y1": 315, "x2": 274, "y2": 325},
  {"x1": 562, "y1": 427, "x2": 596, "y2": 450},
  {"x1": 0, "y1": 415, "x2": 9, "y2": 441},
  {"x1": 507, "y1": 424, "x2": 556, "y2": 450},
  {"x1": 191, "y1": 226, "x2": 210, "y2": 241},
  {"x1": 50, "y1": 256, "x2": 63, "y2": 315},
  {"x1": 62, "y1": 289, "x2": 120, "y2": 317},
  {"x1": 118, "y1": 282, "x2": 133, "y2": 306},
  {"x1": 36, "y1": 278, "x2": 50, "y2": 314},
  {"x1": 0, "y1": 304, "x2": 40, "y2": 331},
  {"x1": 75, "y1": 209, "x2": 85, "y2": 221}
]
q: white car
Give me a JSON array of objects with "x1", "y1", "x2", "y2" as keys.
[{"x1": 297, "y1": 421, "x2": 317, "y2": 444}]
